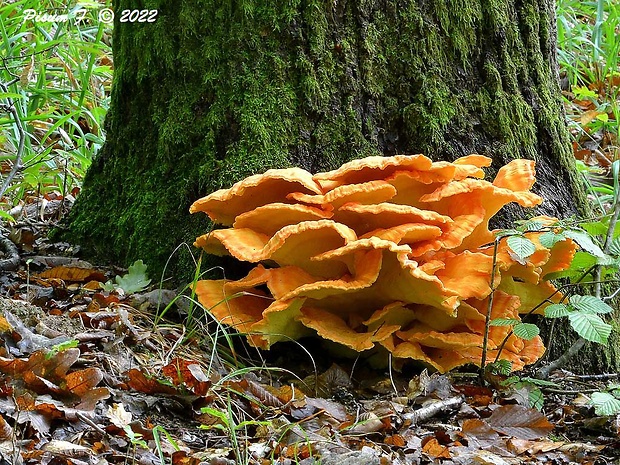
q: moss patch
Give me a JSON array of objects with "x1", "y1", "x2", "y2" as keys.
[{"x1": 66, "y1": 0, "x2": 583, "y2": 282}]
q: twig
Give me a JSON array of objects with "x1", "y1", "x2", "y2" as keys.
[
  {"x1": 562, "y1": 372, "x2": 619, "y2": 380},
  {"x1": 480, "y1": 238, "x2": 500, "y2": 382},
  {"x1": 75, "y1": 411, "x2": 107, "y2": 436},
  {"x1": 402, "y1": 396, "x2": 464, "y2": 425},
  {"x1": 541, "y1": 387, "x2": 600, "y2": 394},
  {"x1": 0, "y1": 80, "x2": 26, "y2": 199}
]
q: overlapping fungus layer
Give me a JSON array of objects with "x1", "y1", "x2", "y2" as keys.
[{"x1": 190, "y1": 155, "x2": 575, "y2": 372}]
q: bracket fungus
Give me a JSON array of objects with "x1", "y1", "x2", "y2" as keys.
[{"x1": 191, "y1": 155, "x2": 576, "y2": 373}]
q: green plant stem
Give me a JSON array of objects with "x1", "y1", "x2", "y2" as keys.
[
  {"x1": 495, "y1": 265, "x2": 599, "y2": 365},
  {"x1": 538, "y1": 196, "x2": 620, "y2": 379},
  {"x1": 480, "y1": 237, "x2": 499, "y2": 382}
]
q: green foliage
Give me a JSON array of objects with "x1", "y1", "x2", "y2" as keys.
[
  {"x1": 543, "y1": 295, "x2": 615, "y2": 342},
  {"x1": 501, "y1": 376, "x2": 558, "y2": 411},
  {"x1": 487, "y1": 210, "x2": 619, "y2": 374},
  {"x1": 0, "y1": 0, "x2": 112, "y2": 213},
  {"x1": 489, "y1": 359, "x2": 513, "y2": 376},
  {"x1": 589, "y1": 388, "x2": 620, "y2": 416},
  {"x1": 506, "y1": 235, "x2": 536, "y2": 262},
  {"x1": 512, "y1": 323, "x2": 540, "y2": 341},
  {"x1": 567, "y1": 312, "x2": 612, "y2": 344},
  {"x1": 104, "y1": 259, "x2": 151, "y2": 294},
  {"x1": 557, "y1": 0, "x2": 619, "y2": 168}
]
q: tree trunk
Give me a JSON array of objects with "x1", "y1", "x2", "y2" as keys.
[{"x1": 64, "y1": 0, "x2": 617, "y2": 371}]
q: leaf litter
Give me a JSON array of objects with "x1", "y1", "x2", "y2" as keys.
[{"x1": 0, "y1": 205, "x2": 618, "y2": 464}]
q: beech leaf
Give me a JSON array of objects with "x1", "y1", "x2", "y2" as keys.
[
  {"x1": 564, "y1": 230, "x2": 605, "y2": 257},
  {"x1": 568, "y1": 295, "x2": 614, "y2": 314},
  {"x1": 487, "y1": 404, "x2": 553, "y2": 439},
  {"x1": 544, "y1": 303, "x2": 571, "y2": 318},
  {"x1": 539, "y1": 231, "x2": 566, "y2": 248},
  {"x1": 589, "y1": 392, "x2": 620, "y2": 416},
  {"x1": 568, "y1": 312, "x2": 612, "y2": 344},
  {"x1": 512, "y1": 323, "x2": 540, "y2": 340},
  {"x1": 506, "y1": 235, "x2": 536, "y2": 261}
]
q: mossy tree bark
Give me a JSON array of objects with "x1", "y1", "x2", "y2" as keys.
[{"x1": 65, "y1": 0, "x2": 617, "y2": 371}]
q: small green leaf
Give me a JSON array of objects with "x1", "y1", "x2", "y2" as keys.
[
  {"x1": 489, "y1": 359, "x2": 512, "y2": 376},
  {"x1": 589, "y1": 392, "x2": 620, "y2": 416},
  {"x1": 0, "y1": 210, "x2": 15, "y2": 222},
  {"x1": 506, "y1": 235, "x2": 536, "y2": 261},
  {"x1": 572, "y1": 86, "x2": 598, "y2": 99},
  {"x1": 595, "y1": 113, "x2": 609, "y2": 123},
  {"x1": 595, "y1": 255, "x2": 618, "y2": 266},
  {"x1": 568, "y1": 312, "x2": 612, "y2": 344},
  {"x1": 490, "y1": 318, "x2": 521, "y2": 327},
  {"x1": 518, "y1": 220, "x2": 544, "y2": 232},
  {"x1": 513, "y1": 323, "x2": 540, "y2": 340},
  {"x1": 580, "y1": 221, "x2": 609, "y2": 237},
  {"x1": 564, "y1": 230, "x2": 605, "y2": 257},
  {"x1": 539, "y1": 231, "x2": 565, "y2": 248},
  {"x1": 568, "y1": 251, "x2": 598, "y2": 271},
  {"x1": 114, "y1": 260, "x2": 151, "y2": 294},
  {"x1": 544, "y1": 303, "x2": 571, "y2": 318},
  {"x1": 569, "y1": 295, "x2": 614, "y2": 314},
  {"x1": 609, "y1": 237, "x2": 620, "y2": 257},
  {"x1": 529, "y1": 388, "x2": 544, "y2": 411}
]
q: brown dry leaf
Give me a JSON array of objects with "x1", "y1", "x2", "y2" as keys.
[
  {"x1": 507, "y1": 438, "x2": 563, "y2": 455},
  {"x1": 172, "y1": 450, "x2": 202, "y2": 465},
  {"x1": 422, "y1": 437, "x2": 451, "y2": 459},
  {"x1": 0, "y1": 356, "x2": 28, "y2": 377},
  {"x1": 0, "y1": 394, "x2": 53, "y2": 434},
  {"x1": 487, "y1": 404, "x2": 553, "y2": 439},
  {"x1": 26, "y1": 349, "x2": 80, "y2": 384},
  {"x1": 461, "y1": 418, "x2": 500, "y2": 440},
  {"x1": 125, "y1": 368, "x2": 179, "y2": 395},
  {"x1": 580, "y1": 109, "x2": 604, "y2": 126},
  {"x1": 162, "y1": 358, "x2": 211, "y2": 396},
  {"x1": 0, "y1": 415, "x2": 13, "y2": 440},
  {"x1": 78, "y1": 311, "x2": 119, "y2": 329},
  {"x1": 384, "y1": 434, "x2": 406, "y2": 447},
  {"x1": 269, "y1": 384, "x2": 305, "y2": 405},
  {"x1": 342, "y1": 412, "x2": 384, "y2": 434},
  {"x1": 240, "y1": 379, "x2": 284, "y2": 409},
  {"x1": 37, "y1": 266, "x2": 106, "y2": 283},
  {"x1": 0, "y1": 316, "x2": 12, "y2": 333},
  {"x1": 65, "y1": 367, "x2": 103, "y2": 396},
  {"x1": 454, "y1": 384, "x2": 494, "y2": 406},
  {"x1": 306, "y1": 397, "x2": 349, "y2": 422}
]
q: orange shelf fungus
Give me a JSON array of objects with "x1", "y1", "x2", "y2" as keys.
[{"x1": 191, "y1": 155, "x2": 575, "y2": 372}]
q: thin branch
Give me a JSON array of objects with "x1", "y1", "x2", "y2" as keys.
[
  {"x1": 402, "y1": 396, "x2": 464, "y2": 425},
  {"x1": 0, "y1": 81, "x2": 26, "y2": 199},
  {"x1": 480, "y1": 237, "x2": 499, "y2": 382}
]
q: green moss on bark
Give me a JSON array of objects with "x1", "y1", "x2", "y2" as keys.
[{"x1": 66, "y1": 0, "x2": 583, "y2": 280}]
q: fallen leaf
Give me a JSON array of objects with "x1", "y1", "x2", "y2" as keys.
[
  {"x1": 107, "y1": 403, "x2": 132, "y2": 429},
  {"x1": 162, "y1": 358, "x2": 211, "y2": 396},
  {"x1": 422, "y1": 437, "x2": 451, "y2": 459},
  {"x1": 487, "y1": 404, "x2": 553, "y2": 439},
  {"x1": 37, "y1": 266, "x2": 106, "y2": 283}
]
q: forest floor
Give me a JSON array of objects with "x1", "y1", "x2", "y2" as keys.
[{"x1": 0, "y1": 204, "x2": 619, "y2": 465}]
